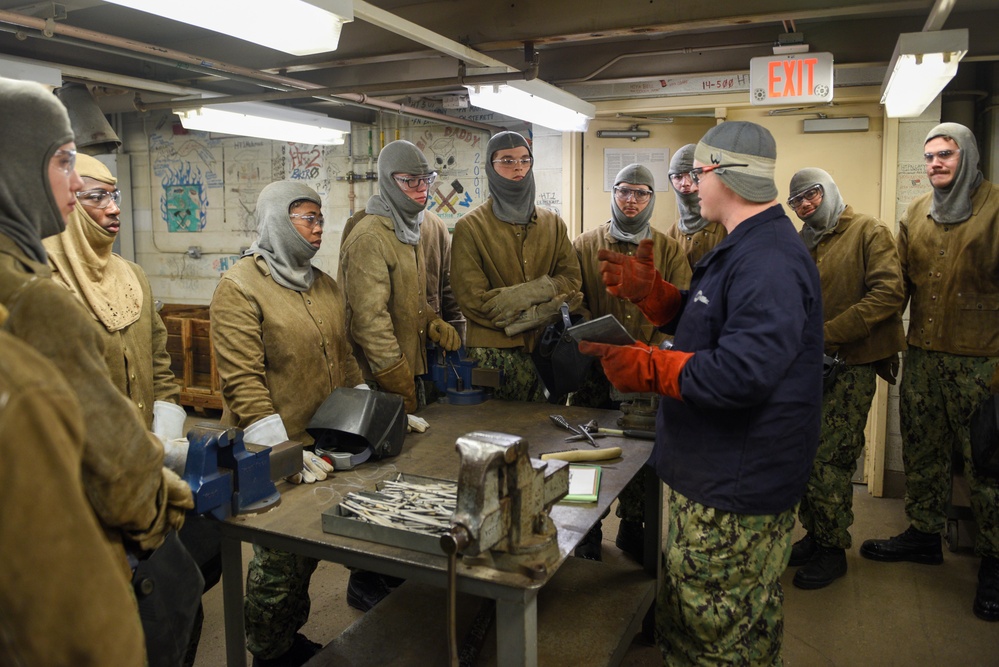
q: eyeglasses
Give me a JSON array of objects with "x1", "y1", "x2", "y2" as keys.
[
  {"x1": 787, "y1": 185, "x2": 824, "y2": 210},
  {"x1": 76, "y1": 188, "x2": 122, "y2": 210},
  {"x1": 491, "y1": 157, "x2": 534, "y2": 168},
  {"x1": 669, "y1": 172, "x2": 694, "y2": 184},
  {"x1": 923, "y1": 148, "x2": 960, "y2": 164},
  {"x1": 612, "y1": 186, "x2": 653, "y2": 203},
  {"x1": 51, "y1": 148, "x2": 77, "y2": 175},
  {"x1": 393, "y1": 174, "x2": 437, "y2": 190},
  {"x1": 289, "y1": 213, "x2": 325, "y2": 229},
  {"x1": 689, "y1": 162, "x2": 749, "y2": 185}
]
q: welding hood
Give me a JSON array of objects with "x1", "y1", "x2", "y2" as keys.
[{"x1": 307, "y1": 387, "x2": 407, "y2": 468}]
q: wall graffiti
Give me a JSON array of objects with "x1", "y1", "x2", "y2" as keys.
[{"x1": 160, "y1": 163, "x2": 208, "y2": 232}]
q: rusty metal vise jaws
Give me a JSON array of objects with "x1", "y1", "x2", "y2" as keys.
[{"x1": 445, "y1": 431, "x2": 569, "y2": 579}]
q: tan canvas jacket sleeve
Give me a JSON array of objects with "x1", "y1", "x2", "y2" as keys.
[
  {"x1": 574, "y1": 223, "x2": 692, "y2": 345},
  {"x1": 451, "y1": 201, "x2": 582, "y2": 352},
  {"x1": 899, "y1": 180, "x2": 999, "y2": 356},
  {"x1": 0, "y1": 334, "x2": 145, "y2": 667},
  {"x1": 339, "y1": 214, "x2": 434, "y2": 377},
  {"x1": 211, "y1": 256, "x2": 363, "y2": 443},
  {"x1": 806, "y1": 206, "x2": 907, "y2": 365},
  {"x1": 666, "y1": 221, "x2": 728, "y2": 269},
  {"x1": 0, "y1": 235, "x2": 178, "y2": 551},
  {"x1": 421, "y1": 211, "x2": 463, "y2": 323}
]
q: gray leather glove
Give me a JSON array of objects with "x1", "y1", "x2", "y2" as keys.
[
  {"x1": 484, "y1": 276, "x2": 557, "y2": 324},
  {"x1": 502, "y1": 292, "x2": 583, "y2": 336}
]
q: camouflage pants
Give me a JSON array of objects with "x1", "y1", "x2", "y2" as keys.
[
  {"x1": 798, "y1": 363, "x2": 876, "y2": 548},
  {"x1": 658, "y1": 488, "x2": 793, "y2": 667},
  {"x1": 465, "y1": 347, "x2": 547, "y2": 403},
  {"x1": 244, "y1": 545, "x2": 318, "y2": 659},
  {"x1": 901, "y1": 347, "x2": 999, "y2": 557}
]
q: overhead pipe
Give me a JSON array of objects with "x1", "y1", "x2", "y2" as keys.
[{"x1": 0, "y1": 10, "x2": 502, "y2": 133}]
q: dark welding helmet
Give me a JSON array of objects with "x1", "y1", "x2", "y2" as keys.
[{"x1": 307, "y1": 388, "x2": 406, "y2": 469}]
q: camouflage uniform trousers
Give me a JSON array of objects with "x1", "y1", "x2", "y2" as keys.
[
  {"x1": 244, "y1": 544, "x2": 319, "y2": 659},
  {"x1": 901, "y1": 347, "x2": 999, "y2": 557},
  {"x1": 798, "y1": 363, "x2": 876, "y2": 549},
  {"x1": 466, "y1": 347, "x2": 547, "y2": 403},
  {"x1": 658, "y1": 488, "x2": 794, "y2": 667}
]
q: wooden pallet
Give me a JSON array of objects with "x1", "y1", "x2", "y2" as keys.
[{"x1": 162, "y1": 304, "x2": 223, "y2": 412}]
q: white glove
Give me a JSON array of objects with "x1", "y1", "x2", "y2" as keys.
[
  {"x1": 152, "y1": 401, "x2": 187, "y2": 441},
  {"x1": 162, "y1": 437, "x2": 190, "y2": 476},
  {"x1": 355, "y1": 383, "x2": 371, "y2": 390},
  {"x1": 407, "y1": 414, "x2": 429, "y2": 433},
  {"x1": 287, "y1": 450, "x2": 335, "y2": 485},
  {"x1": 243, "y1": 414, "x2": 290, "y2": 447}
]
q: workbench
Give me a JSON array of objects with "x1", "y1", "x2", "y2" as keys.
[{"x1": 216, "y1": 399, "x2": 661, "y2": 667}]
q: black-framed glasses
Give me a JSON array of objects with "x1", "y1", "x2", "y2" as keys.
[
  {"x1": 612, "y1": 186, "x2": 653, "y2": 203},
  {"x1": 690, "y1": 162, "x2": 749, "y2": 184},
  {"x1": 393, "y1": 173, "x2": 437, "y2": 189},
  {"x1": 923, "y1": 148, "x2": 960, "y2": 164},
  {"x1": 51, "y1": 148, "x2": 77, "y2": 175},
  {"x1": 76, "y1": 188, "x2": 122, "y2": 210},
  {"x1": 289, "y1": 213, "x2": 325, "y2": 229},
  {"x1": 491, "y1": 157, "x2": 533, "y2": 168},
  {"x1": 669, "y1": 172, "x2": 694, "y2": 184},
  {"x1": 787, "y1": 185, "x2": 824, "y2": 209}
]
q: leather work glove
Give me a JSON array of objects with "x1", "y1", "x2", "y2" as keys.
[
  {"x1": 288, "y1": 450, "x2": 335, "y2": 485},
  {"x1": 152, "y1": 400, "x2": 187, "y2": 441},
  {"x1": 163, "y1": 467, "x2": 194, "y2": 534},
  {"x1": 374, "y1": 356, "x2": 418, "y2": 413},
  {"x1": 500, "y1": 291, "x2": 583, "y2": 336},
  {"x1": 579, "y1": 340, "x2": 693, "y2": 401},
  {"x1": 597, "y1": 238, "x2": 681, "y2": 327},
  {"x1": 162, "y1": 436, "x2": 190, "y2": 476},
  {"x1": 483, "y1": 276, "x2": 557, "y2": 324},
  {"x1": 427, "y1": 318, "x2": 461, "y2": 351},
  {"x1": 407, "y1": 414, "x2": 430, "y2": 433},
  {"x1": 243, "y1": 414, "x2": 324, "y2": 485}
]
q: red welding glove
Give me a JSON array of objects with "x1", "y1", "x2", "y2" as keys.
[
  {"x1": 579, "y1": 340, "x2": 693, "y2": 401},
  {"x1": 597, "y1": 238, "x2": 680, "y2": 327}
]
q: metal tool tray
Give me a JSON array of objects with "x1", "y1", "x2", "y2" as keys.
[{"x1": 321, "y1": 473, "x2": 456, "y2": 556}]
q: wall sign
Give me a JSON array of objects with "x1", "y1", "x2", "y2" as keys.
[{"x1": 749, "y1": 52, "x2": 834, "y2": 106}]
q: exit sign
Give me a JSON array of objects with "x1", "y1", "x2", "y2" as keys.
[{"x1": 749, "y1": 52, "x2": 834, "y2": 106}]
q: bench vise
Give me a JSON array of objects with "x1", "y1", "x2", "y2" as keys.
[
  {"x1": 443, "y1": 431, "x2": 569, "y2": 579},
  {"x1": 183, "y1": 424, "x2": 302, "y2": 520},
  {"x1": 423, "y1": 347, "x2": 503, "y2": 406}
]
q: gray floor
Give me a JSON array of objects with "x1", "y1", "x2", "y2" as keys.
[{"x1": 186, "y1": 411, "x2": 997, "y2": 667}]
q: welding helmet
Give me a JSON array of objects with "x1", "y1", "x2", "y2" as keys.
[{"x1": 307, "y1": 387, "x2": 406, "y2": 469}]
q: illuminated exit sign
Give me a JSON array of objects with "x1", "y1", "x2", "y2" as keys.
[{"x1": 749, "y1": 52, "x2": 834, "y2": 106}]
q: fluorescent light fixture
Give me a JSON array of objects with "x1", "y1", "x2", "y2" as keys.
[
  {"x1": 803, "y1": 117, "x2": 870, "y2": 133},
  {"x1": 174, "y1": 102, "x2": 350, "y2": 145},
  {"x1": 880, "y1": 29, "x2": 968, "y2": 118},
  {"x1": 465, "y1": 79, "x2": 595, "y2": 133},
  {"x1": 0, "y1": 55, "x2": 61, "y2": 87},
  {"x1": 595, "y1": 125, "x2": 651, "y2": 141},
  {"x1": 104, "y1": 0, "x2": 353, "y2": 56}
]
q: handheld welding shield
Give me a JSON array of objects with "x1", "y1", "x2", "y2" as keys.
[{"x1": 307, "y1": 387, "x2": 407, "y2": 470}]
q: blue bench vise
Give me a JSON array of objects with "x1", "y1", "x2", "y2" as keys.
[
  {"x1": 183, "y1": 424, "x2": 301, "y2": 520},
  {"x1": 424, "y1": 346, "x2": 502, "y2": 405}
]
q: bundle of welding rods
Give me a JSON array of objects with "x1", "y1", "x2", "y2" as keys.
[{"x1": 338, "y1": 478, "x2": 458, "y2": 536}]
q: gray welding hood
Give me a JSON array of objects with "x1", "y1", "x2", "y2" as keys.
[{"x1": 307, "y1": 387, "x2": 407, "y2": 468}]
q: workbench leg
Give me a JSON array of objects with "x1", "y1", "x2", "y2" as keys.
[
  {"x1": 221, "y1": 536, "x2": 247, "y2": 667},
  {"x1": 495, "y1": 594, "x2": 538, "y2": 667}
]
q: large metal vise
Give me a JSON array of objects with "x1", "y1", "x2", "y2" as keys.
[
  {"x1": 445, "y1": 431, "x2": 569, "y2": 579},
  {"x1": 184, "y1": 424, "x2": 301, "y2": 520}
]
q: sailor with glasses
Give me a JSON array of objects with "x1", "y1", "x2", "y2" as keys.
[
  {"x1": 665, "y1": 143, "x2": 727, "y2": 269},
  {"x1": 569, "y1": 163, "x2": 691, "y2": 562},
  {"x1": 782, "y1": 167, "x2": 905, "y2": 591},
  {"x1": 860, "y1": 123, "x2": 999, "y2": 623},
  {"x1": 451, "y1": 131, "x2": 582, "y2": 402}
]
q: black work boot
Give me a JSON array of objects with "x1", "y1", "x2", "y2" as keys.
[
  {"x1": 615, "y1": 519, "x2": 645, "y2": 564},
  {"x1": 346, "y1": 570, "x2": 394, "y2": 612},
  {"x1": 788, "y1": 533, "x2": 818, "y2": 567},
  {"x1": 973, "y1": 556, "x2": 999, "y2": 622},
  {"x1": 859, "y1": 526, "x2": 943, "y2": 565},
  {"x1": 251, "y1": 634, "x2": 322, "y2": 667},
  {"x1": 574, "y1": 523, "x2": 603, "y2": 561},
  {"x1": 792, "y1": 546, "x2": 847, "y2": 590}
]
